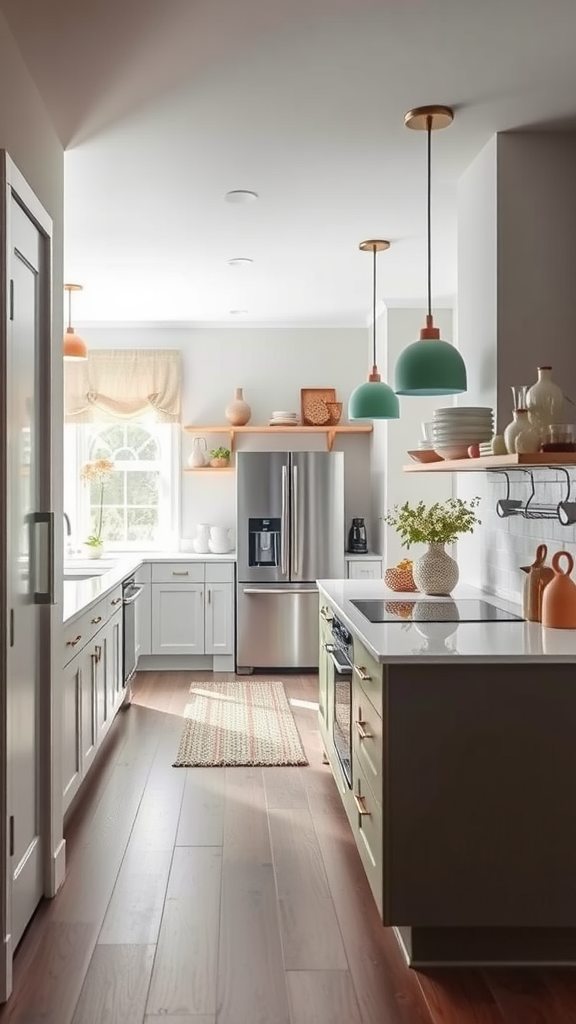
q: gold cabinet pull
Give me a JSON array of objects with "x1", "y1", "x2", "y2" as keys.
[
  {"x1": 91, "y1": 644, "x2": 102, "y2": 664},
  {"x1": 320, "y1": 606, "x2": 334, "y2": 622},
  {"x1": 91, "y1": 615, "x2": 102, "y2": 625},
  {"x1": 353, "y1": 664, "x2": 371, "y2": 682},
  {"x1": 66, "y1": 634, "x2": 82, "y2": 647},
  {"x1": 111, "y1": 597, "x2": 122, "y2": 606},
  {"x1": 355, "y1": 719, "x2": 372, "y2": 740},
  {"x1": 353, "y1": 792, "x2": 371, "y2": 816},
  {"x1": 172, "y1": 570, "x2": 189, "y2": 576}
]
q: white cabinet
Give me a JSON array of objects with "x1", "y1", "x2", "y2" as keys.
[
  {"x1": 135, "y1": 583, "x2": 151, "y2": 659},
  {"x1": 205, "y1": 583, "x2": 233, "y2": 655},
  {"x1": 347, "y1": 558, "x2": 383, "y2": 580},
  {"x1": 152, "y1": 583, "x2": 205, "y2": 655},
  {"x1": 62, "y1": 653, "x2": 84, "y2": 811},
  {"x1": 105, "y1": 609, "x2": 123, "y2": 726}
]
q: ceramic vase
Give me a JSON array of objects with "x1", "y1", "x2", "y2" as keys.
[
  {"x1": 188, "y1": 436, "x2": 207, "y2": 467},
  {"x1": 520, "y1": 543, "x2": 554, "y2": 623},
  {"x1": 85, "y1": 542, "x2": 104, "y2": 559},
  {"x1": 193, "y1": 523, "x2": 210, "y2": 554},
  {"x1": 504, "y1": 410, "x2": 537, "y2": 455},
  {"x1": 225, "y1": 387, "x2": 251, "y2": 426},
  {"x1": 413, "y1": 543, "x2": 459, "y2": 596},
  {"x1": 526, "y1": 366, "x2": 564, "y2": 431},
  {"x1": 541, "y1": 551, "x2": 576, "y2": 629}
]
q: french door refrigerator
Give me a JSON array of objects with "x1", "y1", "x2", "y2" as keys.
[{"x1": 236, "y1": 450, "x2": 344, "y2": 671}]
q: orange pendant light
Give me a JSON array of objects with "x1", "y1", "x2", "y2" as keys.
[{"x1": 63, "y1": 283, "x2": 88, "y2": 360}]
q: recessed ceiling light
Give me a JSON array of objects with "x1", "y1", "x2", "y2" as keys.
[
  {"x1": 224, "y1": 190, "x2": 259, "y2": 204},
  {"x1": 227, "y1": 257, "x2": 254, "y2": 267},
  {"x1": 229, "y1": 309, "x2": 248, "y2": 315}
]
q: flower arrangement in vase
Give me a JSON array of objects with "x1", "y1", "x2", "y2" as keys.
[
  {"x1": 80, "y1": 458, "x2": 115, "y2": 557},
  {"x1": 382, "y1": 497, "x2": 481, "y2": 595}
]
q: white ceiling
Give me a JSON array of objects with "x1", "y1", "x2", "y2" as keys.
[{"x1": 4, "y1": 0, "x2": 576, "y2": 325}]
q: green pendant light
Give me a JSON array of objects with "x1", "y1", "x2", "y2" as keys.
[
  {"x1": 349, "y1": 240, "x2": 400, "y2": 421},
  {"x1": 394, "y1": 105, "x2": 467, "y2": 397}
]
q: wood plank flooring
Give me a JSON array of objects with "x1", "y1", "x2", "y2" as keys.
[{"x1": 2, "y1": 671, "x2": 576, "y2": 1023}]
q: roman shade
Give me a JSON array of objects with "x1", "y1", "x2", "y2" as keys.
[{"x1": 64, "y1": 349, "x2": 181, "y2": 423}]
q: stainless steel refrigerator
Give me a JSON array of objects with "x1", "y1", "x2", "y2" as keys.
[{"x1": 236, "y1": 450, "x2": 345, "y2": 671}]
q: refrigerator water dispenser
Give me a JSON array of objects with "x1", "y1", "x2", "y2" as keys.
[{"x1": 248, "y1": 517, "x2": 281, "y2": 566}]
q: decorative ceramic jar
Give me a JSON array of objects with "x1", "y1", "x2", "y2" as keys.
[
  {"x1": 413, "y1": 543, "x2": 459, "y2": 596},
  {"x1": 193, "y1": 523, "x2": 210, "y2": 554},
  {"x1": 188, "y1": 436, "x2": 207, "y2": 467},
  {"x1": 504, "y1": 385, "x2": 539, "y2": 454},
  {"x1": 209, "y1": 526, "x2": 232, "y2": 553},
  {"x1": 526, "y1": 366, "x2": 564, "y2": 432},
  {"x1": 520, "y1": 543, "x2": 554, "y2": 623},
  {"x1": 85, "y1": 541, "x2": 104, "y2": 559},
  {"x1": 225, "y1": 387, "x2": 252, "y2": 426},
  {"x1": 541, "y1": 551, "x2": 576, "y2": 629}
]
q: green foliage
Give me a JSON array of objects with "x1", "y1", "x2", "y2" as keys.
[
  {"x1": 85, "y1": 534, "x2": 104, "y2": 548},
  {"x1": 210, "y1": 447, "x2": 231, "y2": 459},
  {"x1": 382, "y1": 496, "x2": 481, "y2": 548}
]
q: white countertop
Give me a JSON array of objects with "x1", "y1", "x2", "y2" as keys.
[
  {"x1": 317, "y1": 579, "x2": 576, "y2": 664},
  {"x1": 62, "y1": 551, "x2": 236, "y2": 625}
]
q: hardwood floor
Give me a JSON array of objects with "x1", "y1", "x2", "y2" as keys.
[{"x1": 2, "y1": 671, "x2": 576, "y2": 1023}]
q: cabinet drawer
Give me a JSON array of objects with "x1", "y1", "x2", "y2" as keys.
[
  {"x1": 352, "y1": 636, "x2": 383, "y2": 716},
  {"x1": 134, "y1": 563, "x2": 151, "y2": 584},
  {"x1": 151, "y1": 562, "x2": 204, "y2": 584},
  {"x1": 347, "y1": 559, "x2": 383, "y2": 580},
  {"x1": 352, "y1": 756, "x2": 384, "y2": 916},
  {"x1": 205, "y1": 562, "x2": 234, "y2": 583},
  {"x1": 353, "y1": 681, "x2": 383, "y2": 808},
  {"x1": 63, "y1": 597, "x2": 109, "y2": 666}
]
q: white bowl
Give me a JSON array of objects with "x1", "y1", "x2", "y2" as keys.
[
  {"x1": 432, "y1": 430, "x2": 493, "y2": 442},
  {"x1": 434, "y1": 445, "x2": 470, "y2": 460},
  {"x1": 434, "y1": 406, "x2": 493, "y2": 416}
]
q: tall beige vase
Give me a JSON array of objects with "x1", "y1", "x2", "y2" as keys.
[{"x1": 225, "y1": 387, "x2": 252, "y2": 426}]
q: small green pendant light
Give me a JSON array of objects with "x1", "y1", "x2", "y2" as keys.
[
  {"x1": 349, "y1": 240, "x2": 400, "y2": 421},
  {"x1": 394, "y1": 105, "x2": 467, "y2": 397}
]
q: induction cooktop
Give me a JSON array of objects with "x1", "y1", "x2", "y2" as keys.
[{"x1": 350, "y1": 598, "x2": 524, "y2": 624}]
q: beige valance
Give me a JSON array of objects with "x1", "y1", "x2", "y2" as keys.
[{"x1": 64, "y1": 349, "x2": 181, "y2": 423}]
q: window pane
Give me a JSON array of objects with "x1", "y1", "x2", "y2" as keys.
[
  {"x1": 127, "y1": 508, "x2": 158, "y2": 542},
  {"x1": 92, "y1": 507, "x2": 125, "y2": 542},
  {"x1": 137, "y1": 438, "x2": 158, "y2": 460},
  {"x1": 126, "y1": 471, "x2": 159, "y2": 507},
  {"x1": 127, "y1": 424, "x2": 159, "y2": 458},
  {"x1": 115, "y1": 447, "x2": 137, "y2": 461},
  {"x1": 90, "y1": 425, "x2": 123, "y2": 457},
  {"x1": 100, "y1": 470, "x2": 124, "y2": 505}
]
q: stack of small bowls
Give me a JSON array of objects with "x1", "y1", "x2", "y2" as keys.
[{"x1": 432, "y1": 407, "x2": 494, "y2": 460}]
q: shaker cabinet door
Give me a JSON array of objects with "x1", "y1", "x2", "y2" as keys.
[
  {"x1": 62, "y1": 654, "x2": 82, "y2": 813},
  {"x1": 204, "y1": 583, "x2": 233, "y2": 655},
  {"x1": 152, "y1": 583, "x2": 205, "y2": 655}
]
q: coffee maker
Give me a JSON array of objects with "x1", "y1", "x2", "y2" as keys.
[{"x1": 347, "y1": 517, "x2": 368, "y2": 553}]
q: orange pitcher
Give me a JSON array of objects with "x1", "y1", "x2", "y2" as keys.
[
  {"x1": 520, "y1": 543, "x2": 554, "y2": 622},
  {"x1": 541, "y1": 551, "x2": 576, "y2": 629}
]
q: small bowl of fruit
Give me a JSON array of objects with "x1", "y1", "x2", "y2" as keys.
[{"x1": 384, "y1": 558, "x2": 418, "y2": 593}]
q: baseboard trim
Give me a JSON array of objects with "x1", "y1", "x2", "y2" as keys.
[
  {"x1": 50, "y1": 839, "x2": 66, "y2": 897},
  {"x1": 137, "y1": 655, "x2": 235, "y2": 672}
]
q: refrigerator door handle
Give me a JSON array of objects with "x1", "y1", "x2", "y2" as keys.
[
  {"x1": 291, "y1": 463, "x2": 299, "y2": 576},
  {"x1": 29, "y1": 511, "x2": 55, "y2": 605},
  {"x1": 242, "y1": 587, "x2": 318, "y2": 595},
  {"x1": 281, "y1": 464, "x2": 289, "y2": 576}
]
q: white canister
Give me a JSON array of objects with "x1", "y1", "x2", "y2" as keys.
[
  {"x1": 193, "y1": 523, "x2": 210, "y2": 553},
  {"x1": 209, "y1": 526, "x2": 231, "y2": 551},
  {"x1": 526, "y1": 366, "x2": 564, "y2": 430}
]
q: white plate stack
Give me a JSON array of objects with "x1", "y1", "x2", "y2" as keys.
[
  {"x1": 269, "y1": 411, "x2": 299, "y2": 426},
  {"x1": 432, "y1": 407, "x2": 494, "y2": 459}
]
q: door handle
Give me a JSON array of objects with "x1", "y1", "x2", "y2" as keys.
[
  {"x1": 29, "y1": 511, "x2": 54, "y2": 604},
  {"x1": 111, "y1": 597, "x2": 122, "y2": 606},
  {"x1": 243, "y1": 587, "x2": 318, "y2": 595},
  {"x1": 353, "y1": 664, "x2": 372, "y2": 682},
  {"x1": 355, "y1": 719, "x2": 373, "y2": 740},
  {"x1": 66, "y1": 634, "x2": 82, "y2": 647},
  {"x1": 353, "y1": 792, "x2": 371, "y2": 817},
  {"x1": 91, "y1": 615, "x2": 102, "y2": 625},
  {"x1": 291, "y1": 463, "x2": 299, "y2": 576},
  {"x1": 281, "y1": 465, "x2": 289, "y2": 576},
  {"x1": 172, "y1": 570, "x2": 189, "y2": 576}
]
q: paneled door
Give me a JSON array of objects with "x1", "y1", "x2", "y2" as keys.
[{"x1": 6, "y1": 198, "x2": 45, "y2": 951}]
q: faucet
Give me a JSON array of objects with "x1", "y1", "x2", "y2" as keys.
[{"x1": 63, "y1": 512, "x2": 71, "y2": 536}]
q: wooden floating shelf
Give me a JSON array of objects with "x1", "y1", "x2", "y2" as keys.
[
  {"x1": 183, "y1": 466, "x2": 234, "y2": 473},
  {"x1": 403, "y1": 453, "x2": 576, "y2": 473},
  {"x1": 183, "y1": 424, "x2": 373, "y2": 451}
]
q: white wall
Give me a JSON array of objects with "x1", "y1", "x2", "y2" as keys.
[{"x1": 78, "y1": 325, "x2": 372, "y2": 544}]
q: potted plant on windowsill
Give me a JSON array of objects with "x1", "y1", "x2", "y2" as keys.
[
  {"x1": 80, "y1": 457, "x2": 115, "y2": 558},
  {"x1": 382, "y1": 496, "x2": 481, "y2": 595},
  {"x1": 209, "y1": 447, "x2": 231, "y2": 468}
]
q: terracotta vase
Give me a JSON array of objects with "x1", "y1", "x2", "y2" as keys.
[
  {"x1": 225, "y1": 387, "x2": 251, "y2": 426},
  {"x1": 541, "y1": 551, "x2": 576, "y2": 629},
  {"x1": 413, "y1": 543, "x2": 459, "y2": 596},
  {"x1": 520, "y1": 543, "x2": 554, "y2": 622},
  {"x1": 526, "y1": 366, "x2": 564, "y2": 431}
]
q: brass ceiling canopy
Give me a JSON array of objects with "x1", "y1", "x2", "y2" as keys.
[
  {"x1": 404, "y1": 105, "x2": 454, "y2": 132},
  {"x1": 359, "y1": 239, "x2": 390, "y2": 253}
]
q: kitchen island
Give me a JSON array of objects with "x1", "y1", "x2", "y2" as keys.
[{"x1": 317, "y1": 578, "x2": 576, "y2": 968}]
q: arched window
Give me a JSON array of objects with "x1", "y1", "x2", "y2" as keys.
[{"x1": 64, "y1": 421, "x2": 177, "y2": 550}]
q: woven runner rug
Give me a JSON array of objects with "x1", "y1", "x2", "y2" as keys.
[{"x1": 173, "y1": 680, "x2": 308, "y2": 767}]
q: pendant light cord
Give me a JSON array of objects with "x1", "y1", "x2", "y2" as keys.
[
  {"x1": 426, "y1": 114, "x2": 432, "y2": 320},
  {"x1": 372, "y1": 243, "x2": 377, "y2": 367}
]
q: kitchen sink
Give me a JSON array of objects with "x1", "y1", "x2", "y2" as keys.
[{"x1": 63, "y1": 566, "x2": 110, "y2": 581}]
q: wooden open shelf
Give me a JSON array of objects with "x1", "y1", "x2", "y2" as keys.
[
  {"x1": 403, "y1": 453, "x2": 576, "y2": 473},
  {"x1": 183, "y1": 466, "x2": 234, "y2": 473},
  {"x1": 183, "y1": 424, "x2": 373, "y2": 451}
]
